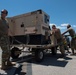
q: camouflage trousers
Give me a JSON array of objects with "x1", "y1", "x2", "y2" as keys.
[
  {"x1": 71, "y1": 38, "x2": 76, "y2": 50},
  {"x1": 57, "y1": 38, "x2": 65, "y2": 55},
  {"x1": 0, "y1": 35, "x2": 10, "y2": 63}
]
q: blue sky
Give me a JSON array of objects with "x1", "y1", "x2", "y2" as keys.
[{"x1": 0, "y1": 0, "x2": 76, "y2": 33}]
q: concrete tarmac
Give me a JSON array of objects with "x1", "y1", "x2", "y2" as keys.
[{"x1": 16, "y1": 49, "x2": 76, "y2": 75}]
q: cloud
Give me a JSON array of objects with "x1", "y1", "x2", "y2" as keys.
[
  {"x1": 72, "y1": 25, "x2": 76, "y2": 27},
  {"x1": 59, "y1": 23, "x2": 68, "y2": 30},
  {"x1": 61, "y1": 24, "x2": 76, "y2": 28},
  {"x1": 61, "y1": 23, "x2": 69, "y2": 27},
  {"x1": 57, "y1": 26, "x2": 66, "y2": 29},
  {"x1": 50, "y1": 23, "x2": 76, "y2": 30},
  {"x1": 50, "y1": 23, "x2": 66, "y2": 29}
]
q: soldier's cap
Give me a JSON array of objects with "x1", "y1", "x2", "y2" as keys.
[
  {"x1": 67, "y1": 24, "x2": 71, "y2": 28},
  {"x1": 1, "y1": 9, "x2": 8, "y2": 15}
]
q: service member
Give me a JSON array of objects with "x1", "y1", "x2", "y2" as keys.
[
  {"x1": 0, "y1": 9, "x2": 14, "y2": 70},
  {"x1": 51, "y1": 25, "x2": 65, "y2": 58},
  {"x1": 62, "y1": 24, "x2": 76, "y2": 55}
]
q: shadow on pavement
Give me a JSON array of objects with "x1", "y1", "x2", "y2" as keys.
[
  {"x1": 11, "y1": 53, "x2": 72, "y2": 68},
  {"x1": 0, "y1": 66, "x2": 17, "y2": 75},
  {"x1": 14, "y1": 65, "x2": 27, "y2": 75},
  {"x1": 12, "y1": 53, "x2": 73, "y2": 75},
  {"x1": 26, "y1": 53, "x2": 72, "y2": 67}
]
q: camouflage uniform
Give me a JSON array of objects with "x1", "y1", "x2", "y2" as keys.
[
  {"x1": 62, "y1": 26, "x2": 76, "y2": 54},
  {"x1": 52, "y1": 27, "x2": 65, "y2": 57},
  {"x1": 0, "y1": 17, "x2": 10, "y2": 68},
  {"x1": 63, "y1": 36, "x2": 70, "y2": 52},
  {"x1": 68, "y1": 28, "x2": 76, "y2": 51}
]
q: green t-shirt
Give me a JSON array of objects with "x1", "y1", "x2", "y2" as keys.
[{"x1": 0, "y1": 16, "x2": 9, "y2": 36}]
